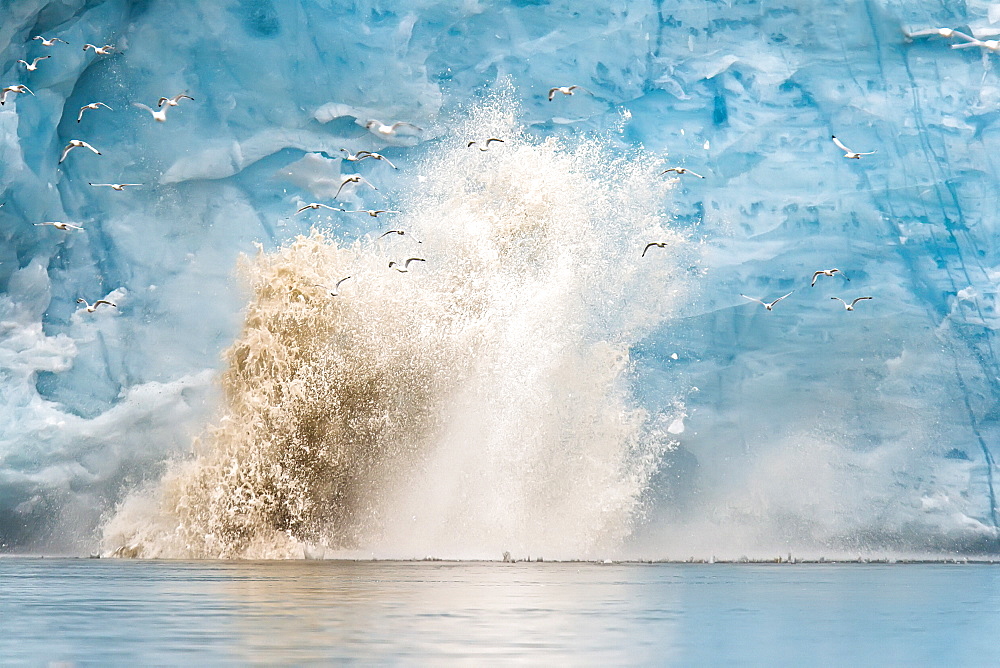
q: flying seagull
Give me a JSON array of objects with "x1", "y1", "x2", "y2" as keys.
[
  {"x1": 295, "y1": 203, "x2": 343, "y2": 214},
  {"x1": 341, "y1": 209, "x2": 399, "y2": 217},
  {"x1": 339, "y1": 149, "x2": 397, "y2": 168},
  {"x1": 77, "y1": 298, "x2": 116, "y2": 312},
  {"x1": 364, "y1": 120, "x2": 422, "y2": 138},
  {"x1": 831, "y1": 296, "x2": 873, "y2": 311},
  {"x1": 811, "y1": 268, "x2": 850, "y2": 286},
  {"x1": 77, "y1": 102, "x2": 113, "y2": 122},
  {"x1": 0, "y1": 85, "x2": 33, "y2": 105},
  {"x1": 378, "y1": 229, "x2": 421, "y2": 242},
  {"x1": 319, "y1": 276, "x2": 352, "y2": 297},
  {"x1": 17, "y1": 56, "x2": 51, "y2": 71},
  {"x1": 548, "y1": 85, "x2": 592, "y2": 101},
  {"x1": 467, "y1": 138, "x2": 504, "y2": 151},
  {"x1": 389, "y1": 257, "x2": 426, "y2": 272},
  {"x1": 335, "y1": 175, "x2": 378, "y2": 199},
  {"x1": 157, "y1": 93, "x2": 193, "y2": 107},
  {"x1": 59, "y1": 139, "x2": 101, "y2": 163},
  {"x1": 642, "y1": 242, "x2": 669, "y2": 257},
  {"x1": 831, "y1": 135, "x2": 876, "y2": 159},
  {"x1": 89, "y1": 182, "x2": 141, "y2": 191},
  {"x1": 132, "y1": 102, "x2": 170, "y2": 122},
  {"x1": 82, "y1": 43, "x2": 114, "y2": 55},
  {"x1": 661, "y1": 167, "x2": 705, "y2": 178},
  {"x1": 904, "y1": 27, "x2": 975, "y2": 42},
  {"x1": 33, "y1": 35, "x2": 68, "y2": 46},
  {"x1": 740, "y1": 291, "x2": 794, "y2": 311},
  {"x1": 35, "y1": 221, "x2": 83, "y2": 231}
]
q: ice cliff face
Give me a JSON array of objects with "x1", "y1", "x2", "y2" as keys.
[{"x1": 3, "y1": 0, "x2": 1000, "y2": 557}]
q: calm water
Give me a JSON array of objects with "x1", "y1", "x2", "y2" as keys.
[{"x1": 2, "y1": 559, "x2": 1000, "y2": 666}]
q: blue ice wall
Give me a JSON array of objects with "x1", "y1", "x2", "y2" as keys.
[{"x1": 2, "y1": 0, "x2": 1000, "y2": 555}]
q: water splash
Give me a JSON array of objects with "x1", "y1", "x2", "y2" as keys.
[{"x1": 102, "y1": 89, "x2": 699, "y2": 559}]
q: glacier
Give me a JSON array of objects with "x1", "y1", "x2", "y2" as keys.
[{"x1": 2, "y1": 0, "x2": 1000, "y2": 558}]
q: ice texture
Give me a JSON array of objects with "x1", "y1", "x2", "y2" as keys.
[{"x1": 2, "y1": 0, "x2": 1000, "y2": 557}]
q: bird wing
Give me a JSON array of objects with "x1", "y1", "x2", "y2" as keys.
[
  {"x1": 485, "y1": 138, "x2": 504, "y2": 145},
  {"x1": 391, "y1": 122, "x2": 422, "y2": 132},
  {"x1": 857, "y1": 150, "x2": 877, "y2": 155},
  {"x1": 76, "y1": 107, "x2": 86, "y2": 122},
  {"x1": 548, "y1": 88, "x2": 559, "y2": 100},
  {"x1": 404, "y1": 258, "x2": 426, "y2": 267},
  {"x1": 34, "y1": 56, "x2": 50, "y2": 66},
  {"x1": 811, "y1": 271, "x2": 823, "y2": 286},
  {"x1": 831, "y1": 136, "x2": 851, "y2": 152},
  {"x1": 156, "y1": 97, "x2": 168, "y2": 107},
  {"x1": 687, "y1": 170, "x2": 705, "y2": 178},
  {"x1": 98, "y1": 103, "x2": 112, "y2": 110},
  {"x1": 830, "y1": 297, "x2": 847, "y2": 307},
  {"x1": 17, "y1": 60, "x2": 27, "y2": 67},
  {"x1": 851, "y1": 297, "x2": 873, "y2": 307},
  {"x1": 569, "y1": 85, "x2": 593, "y2": 95},
  {"x1": 58, "y1": 144, "x2": 73, "y2": 163},
  {"x1": 377, "y1": 156, "x2": 397, "y2": 168},
  {"x1": 94, "y1": 300, "x2": 116, "y2": 307},
  {"x1": 335, "y1": 276, "x2": 352, "y2": 289},
  {"x1": 132, "y1": 102, "x2": 153, "y2": 114},
  {"x1": 740, "y1": 294, "x2": 766, "y2": 306},
  {"x1": 771, "y1": 291, "x2": 794, "y2": 306},
  {"x1": 81, "y1": 141, "x2": 100, "y2": 154}
]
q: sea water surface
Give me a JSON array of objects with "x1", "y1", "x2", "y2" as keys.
[{"x1": 3, "y1": 559, "x2": 1000, "y2": 665}]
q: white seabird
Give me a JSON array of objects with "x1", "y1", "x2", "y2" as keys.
[
  {"x1": 467, "y1": 138, "x2": 504, "y2": 151},
  {"x1": 811, "y1": 268, "x2": 850, "y2": 286},
  {"x1": 389, "y1": 257, "x2": 426, "y2": 272},
  {"x1": 59, "y1": 139, "x2": 101, "y2": 163},
  {"x1": 77, "y1": 102, "x2": 113, "y2": 122},
  {"x1": 904, "y1": 27, "x2": 975, "y2": 42},
  {"x1": 17, "y1": 56, "x2": 51, "y2": 71},
  {"x1": 831, "y1": 296, "x2": 873, "y2": 311},
  {"x1": 33, "y1": 35, "x2": 69, "y2": 46},
  {"x1": 378, "y1": 229, "x2": 421, "y2": 242},
  {"x1": 642, "y1": 242, "x2": 669, "y2": 257},
  {"x1": 339, "y1": 149, "x2": 397, "y2": 168},
  {"x1": 364, "y1": 120, "x2": 422, "y2": 139},
  {"x1": 661, "y1": 167, "x2": 705, "y2": 178},
  {"x1": 157, "y1": 93, "x2": 193, "y2": 107},
  {"x1": 335, "y1": 175, "x2": 378, "y2": 199},
  {"x1": 741, "y1": 291, "x2": 794, "y2": 311},
  {"x1": 132, "y1": 102, "x2": 169, "y2": 122},
  {"x1": 341, "y1": 209, "x2": 399, "y2": 218},
  {"x1": 295, "y1": 203, "x2": 343, "y2": 214},
  {"x1": 832, "y1": 135, "x2": 876, "y2": 159},
  {"x1": 82, "y1": 43, "x2": 114, "y2": 55},
  {"x1": 89, "y1": 183, "x2": 142, "y2": 191},
  {"x1": 35, "y1": 221, "x2": 83, "y2": 231},
  {"x1": 0, "y1": 85, "x2": 34, "y2": 105},
  {"x1": 77, "y1": 298, "x2": 116, "y2": 312},
  {"x1": 320, "y1": 276, "x2": 352, "y2": 297},
  {"x1": 548, "y1": 85, "x2": 592, "y2": 101}
]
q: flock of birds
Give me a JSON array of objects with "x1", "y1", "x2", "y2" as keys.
[
  {"x1": 639, "y1": 134, "x2": 879, "y2": 315},
  {"x1": 1, "y1": 24, "x2": 979, "y2": 313},
  {"x1": 2, "y1": 36, "x2": 198, "y2": 314}
]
